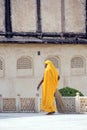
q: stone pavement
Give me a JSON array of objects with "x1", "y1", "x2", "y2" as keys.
[{"x1": 0, "y1": 113, "x2": 87, "y2": 130}]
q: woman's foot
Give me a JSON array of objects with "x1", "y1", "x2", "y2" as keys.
[{"x1": 46, "y1": 111, "x2": 55, "y2": 115}]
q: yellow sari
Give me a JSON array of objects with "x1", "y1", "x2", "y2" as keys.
[{"x1": 41, "y1": 60, "x2": 59, "y2": 113}]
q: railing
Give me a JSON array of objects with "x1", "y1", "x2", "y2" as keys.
[
  {"x1": 0, "y1": 93, "x2": 87, "y2": 113},
  {"x1": 0, "y1": 94, "x2": 36, "y2": 113},
  {"x1": 36, "y1": 92, "x2": 87, "y2": 114}
]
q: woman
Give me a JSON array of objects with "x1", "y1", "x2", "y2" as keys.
[{"x1": 37, "y1": 60, "x2": 60, "y2": 115}]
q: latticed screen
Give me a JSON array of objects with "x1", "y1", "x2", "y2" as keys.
[
  {"x1": 80, "y1": 97, "x2": 87, "y2": 113},
  {"x1": 16, "y1": 56, "x2": 33, "y2": 76},
  {"x1": 71, "y1": 57, "x2": 84, "y2": 68},
  {"x1": 3, "y1": 98, "x2": 16, "y2": 112},
  {"x1": 0, "y1": 59, "x2": 3, "y2": 70},
  {"x1": 17, "y1": 57, "x2": 32, "y2": 69},
  {"x1": 20, "y1": 98, "x2": 35, "y2": 112},
  {"x1": 63, "y1": 97, "x2": 76, "y2": 113},
  {"x1": 0, "y1": 58, "x2": 4, "y2": 77}
]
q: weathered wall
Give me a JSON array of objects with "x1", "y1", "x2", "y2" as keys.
[
  {"x1": 0, "y1": 0, "x2": 5, "y2": 32},
  {"x1": 11, "y1": 0, "x2": 36, "y2": 32},
  {"x1": 65, "y1": 0, "x2": 86, "y2": 32},
  {"x1": 0, "y1": 44, "x2": 87, "y2": 97},
  {"x1": 0, "y1": 0, "x2": 87, "y2": 98},
  {"x1": 11, "y1": 0, "x2": 86, "y2": 32},
  {"x1": 41, "y1": 0, "x2": 61, "y2": 32}
]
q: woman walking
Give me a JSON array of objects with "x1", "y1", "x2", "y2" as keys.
[{"x1": 37, "y1": 60, "x2": 60, "y2": 115}]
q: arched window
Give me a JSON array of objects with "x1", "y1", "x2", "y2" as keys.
[
  {"x1": 17, "y1": 56, "x2": 33, "y2": 77},
  {"x1": 0, "y1": 57, "x2": 4, "y2": 77},
  {"x1": 17, "y1": 57, "x2": 32, "y2": 69},
  {"x1": 71, "y1": 57, "x2": 84, "y2": 68},
  {"x1": 71, "y1": 56, "x2": 85, "y2": 75}
]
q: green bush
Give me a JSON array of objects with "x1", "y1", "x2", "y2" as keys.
[{"x1": 59, "y1": 86, "x2": 84, "y2": 96}]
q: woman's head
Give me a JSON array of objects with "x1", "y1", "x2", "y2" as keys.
[{"x1": 45, "y1": 60, "x2": 55, "y2": 69}]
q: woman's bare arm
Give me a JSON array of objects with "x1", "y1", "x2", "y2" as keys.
[{"x1": 37, "y1": 77, "x2": 44, "y2": 90}]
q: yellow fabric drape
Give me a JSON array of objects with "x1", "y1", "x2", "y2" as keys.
[{"x1": 41, "y1": 60, "x2": 59, "y2": 113}]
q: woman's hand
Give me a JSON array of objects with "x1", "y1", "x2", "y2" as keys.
[{"x1": 37, "y1": 84, "x2": 40, "y2": 90}]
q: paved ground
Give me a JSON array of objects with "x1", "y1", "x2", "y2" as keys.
[{"x1": 0, "y1": 113, "x2": 87, "y2": 130}]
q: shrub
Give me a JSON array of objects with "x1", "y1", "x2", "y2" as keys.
[{"x1": 59, "y1": 86, "x2": 84, "y2": 96}]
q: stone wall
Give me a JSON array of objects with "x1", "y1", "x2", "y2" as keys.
[
  {"x1": 0, "y1": 0, "x2": 87, "y2": 102},
  {"x1": 0, "y1": 0, "x2": 86, "y2": 33},
  {"x1": 65, "y1": 0, "x2": 86, "y2": 32},
  {"x1": 11, "y1": 0, "x2": 36, "y2": 32},
  {"x1": 0, "y1": 43, "x2": 87, "y2": 97},
  {"x1": 0, "y1": 0, "x2": 5, "y2": 32}
]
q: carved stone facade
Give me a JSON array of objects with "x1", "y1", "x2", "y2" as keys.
[
  {"x1": 0, "y1": 43, "x2": 87, "y2": 97},
  {"x1": 0, "y1": 0, "x2": 87, "y2": 103}
]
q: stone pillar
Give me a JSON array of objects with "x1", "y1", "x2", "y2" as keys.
[
  {"x1": 0, "y1": 95, "x2": 3, "y2": 112},
  {"x1": 75, "y1": 92, "x2": 80, "y2": 113},
  {"x1": 16, "y1": 94, "x2": 21, "y2": 112},
  {"x1": 35, "y1": 92, "x2": 40, "y2": 112}
]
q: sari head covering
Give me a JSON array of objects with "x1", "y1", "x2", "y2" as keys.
[
  {"x1": 41, "y1": 60, "x2": 59, "y2": 113},
  {"x1": 45, "y1": 60, "x2": 59, "y2": 90}
]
